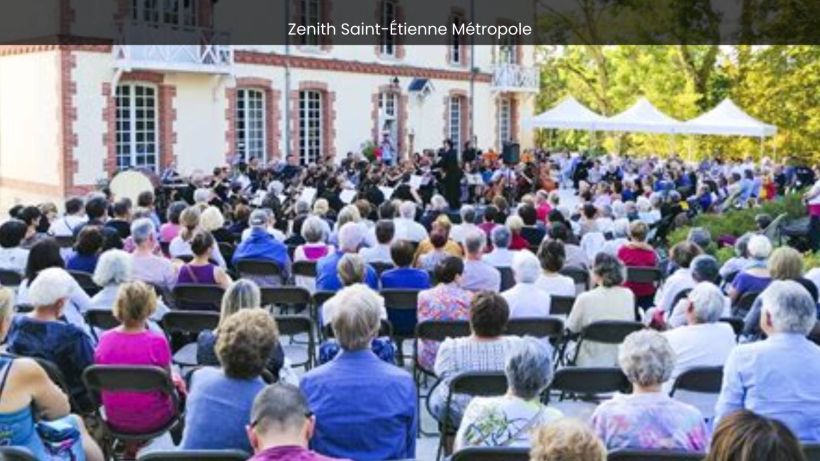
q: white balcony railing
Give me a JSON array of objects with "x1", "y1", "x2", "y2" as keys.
[
  {"x1": 113, "y1": 23, "x2": 233, "y2": 74},
  {"x1": 492, "y1": 64, "x2": 539, "y2": 93}
]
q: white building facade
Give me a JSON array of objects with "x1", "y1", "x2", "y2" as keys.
[{"x1": 0, "y1": 0, "x2": 538, "y2": 210}]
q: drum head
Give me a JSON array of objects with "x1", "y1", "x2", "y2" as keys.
[{"x1": 109, "y1": 170, "x2": 154, "y2": 204}]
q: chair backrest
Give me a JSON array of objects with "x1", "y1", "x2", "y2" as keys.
[
  {"x1": 720, "y1": 316, "x2": 744, "y2": 337},
  {"x1": 260, "y1": 287, "x2": 312, "y2": 307},
  {"x1": 235, "y1": 259, "x2": 282, "y2": 277},
  {"x1": 382, "y1": 289, "x2": 421, "y2": 337},
  {"x1": 54, "y1": 235, "x2": 76, "y2": 249},
  {"x1": 217, "y1": 242, "x2": 235, "y2": 266},
  {"x1": 0, "y1": 269, "x2": 22, "y2": 287},
  {"x1": 549, "y1": 367, "x2": 630, "y2": 396},
  {"x1": 275, "y1": 315, "x2": 314, "y2": 338},
  {"x1": 498, "y1": 267, "x2": 515, "y2": 291},
  {"x1": 323, "y1": 318, "x2": 392, "y2": 339},
  {"x1": 371, "y1": 262, "x2": 395, "y2": 276},
  {"x1": 581, "y1": 321, "x2": 644, "y2": 344},
  {"x1": 670, "y1": 366, "x2": 723, "y2": 396},
  {"x1": 160, "y1": 311, "x2": 220, "y2": 336},
  {"x1": 451, "y1": 447, "x2": 529, "y2": 461},
  {"x1": 450, "y1": 371, "x2": 508, "y2": 397},
  {"x1": 733, "y1": 290, "x2": 761, "y2": 317},
  {"x1": 0, "y1": 446, "x2": 38, "y2": 461},
  {"x1": 85, "y1": 309, "x2": 120, "y2": 332},
  {"x1": 804, "y1": 443, "x2": 820, "y2": 461},
  {"x1": 560, "y1": 267, "x2": 589, "y2": 290},
  {"x1": 381, "y1": 289, "x2": 420, "y2": 310},
  {"x1": 172, "y1": 284, "x2": 225, "y2": 311},
  {"x1": 68, "y1": 270, "x2": 101, "y2": 296},
  {"x1": 292, "y1": 260, "x2": 317, "y2": 278},
  {"x1": 608, "y1": 449, "x2": 705, "y2": 460},
  {"x1": 312, "y1": 290, "x2": 336, "y2": 307},
  {"x1": 672, "y1": 288, "x2": 693, "y2": 307},
  {"x1": 550, "y1": 295, "x2": 575, "y2": 316},
  {"x1": 84, "y1": 365, "x2": 175, "y2": 394},
  {"x1": 137, "y1": 450, "x2": 249, "y2": 461},
  {"x1": 626, "y1": 266, "x2": 663, "y2": 285},
  {"x1": 415, "y1": 319, "x2": 471, "y2": 342},
  {"x1": 506, "y1": 317, "x2": 564, "y2": 340}
]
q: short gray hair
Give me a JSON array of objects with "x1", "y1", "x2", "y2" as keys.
[
  {"x1": 338, "y1": 222, "x2": 365, "y2": 253},
  {"x1": 251, "y1": 384, "x2": 311, "y2": 436},
  {"x1": 505, "y1": 337, "x2": 553, "y2": 400},
  {"x1": 193, "y1": 188, "x2": 211, "y2": 204},
  {"x1": 93, "y1": 249, "x2": 132, "y2": 286},
  {"x1": 618, "y1": 329, "x2": 673, "y2": 387},
  {"x1": 512, "y1": 251, "x2": 541, "y2": 284},
  {"x1": 747, "y1": 235, "x2": 772, "y2": 260},
  {"x1": 687, "y1": 282, "x2": 726, "y2": 323},
  {"x1": 460, "y1": 205, "x2": 476, "y2": 224},
  {"x1": 219, "y1": 279, "x2": 261, "y2": 325},
  {"x1": 463, "y1": 230, "x2": 486, "y2": 255},
  {"x1": 760, "y1": 280, "x2": 817, "y2": 335},
  {"x1": 612, "y1": 218, "x2": 629, "y2": 238},
  {"x1": 491, "y1": 226, "x2": 511, "y2": 249},
  {"x1": 431, "y1": 195, "x2": 448, "y2": 210},
  {"x1": 399, "y1": 201, "x2": 417, "y2": 219},
  {"x1": 301, "y1": 216, "x2": 326, "y2": 243},
  {"x1": 295, "y1": 200, "x2": 310, "y2": 215},
  {"x1": 28, "y1": 268, "x2": 74, "y2": 307},
  {"x1": 336, "y1": 205, "x2": 361, "y2": 228},
  {"x1": 130, "y1": 218, "x2": 156, "y2": 246},
  {"x1": 331, "y1": 284, "x2": 384, "y2": 351}
]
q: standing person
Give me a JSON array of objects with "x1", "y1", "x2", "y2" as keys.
[
  {"x1": 435, "y1": 139, "x2": 462, "y2": 209},
  {"x1": 803, "y1": 172, "x2": 820, "y2": 252},
  {"x1": 380, "y1": 132, "x2": 395, "y2": 166}
]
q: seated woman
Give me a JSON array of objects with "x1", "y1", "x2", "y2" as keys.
[
  {"x1": 0, "y1": 287, "x2": 103, "y2": 461},
  {"x1": 454, "y1": 338, "x2": 562, "y2": 450},
  {"x1": 158, "y1": 201, "x2": 187, "y2": 246},
  {"x1": 169, "y1": 206, "x2": 226, "y2": 268},
  {"x1": 617, "y1": 221, "x2": 658, "y2": 310},
  {"x1": 181, "y1": 309, "x2": 277, "y2": 454},
  {"x1": 0, "y1": 219, "x2": 30, "y2": 275},
  {"x1": 66, "y1": 226, "x2": 103, "y2": 273},
  {"x1": 728, "y1": 235, "x2": 773, "y2": 309},
  {"x1": 534, "y1": 240, "x2": 576, "y2": 298},
  {"x1": 293, "y1": 216, "x2": 335, "y2": 293},
  {"x1": 93, "y1": 281, "x2": 175, "y2": 440},
  {"x1": 200, "y1": 206, "x2": 233, "y2": 244},
  {"x1": 429, "y1": 292, "x2": 522, "y2": 425},
  {"x1": 505, "y1": 216, "x2": 530, "y2": 250},
  {"x1": 89, "y1": 249, "x2": 131, "y2": 311},
  {"x1": 197, "y1": 279, "x2": 295, "y2": 385},
  {"x1": 6, "y1": 268, "x2": 96, "y2": 411},
  {"x1": 416, "y1": 229, "x2": 450, "y2": 272},
  {"x1": 176, "y1": 230, "x2": 232, "y2": 290},
  {"x1": 530, "y1": 419, "x2": 607, "y2": 461},
  {"x1": 566, "y1": 254, "x2": 635, "y2": 366},
  {"x1": 502, "y1": 250, "x2": 552, "y2": 318},
  {"x1": 591, "y1": 330, "x2": 708, "y2": 452},
  {"x1": 705, "y1": 410, "x2": 805, "y2": 461},
  {"x1": 380, "y1": 240, "x2": 431, "y2": 289}
]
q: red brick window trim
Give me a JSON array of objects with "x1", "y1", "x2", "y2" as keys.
[{"x1": 225, "y1": 77, "x2": 281, "y2": 163}]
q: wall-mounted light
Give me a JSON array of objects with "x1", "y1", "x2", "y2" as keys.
[{"x1": 391, "y1": 76, "x2": 400, "y2": 88}]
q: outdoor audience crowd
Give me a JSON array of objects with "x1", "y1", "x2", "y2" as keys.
[{"x1": 0, "y1": 147, "x2": 818, "y2": 461}]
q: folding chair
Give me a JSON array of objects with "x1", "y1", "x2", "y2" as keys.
[
  {"x1": 217, "y1": 242, "x2": 235, "y2": 269},
  {"x1": 235, "y1": 259, "x2": 283, "y2": 285},
  {"x1": 312, "y1": 290, "x2": 336, "y2": 336},
  {"x1": 546, "y1": 367, "x2": 630, "y2": 404},
  {"x1": 560, "y1": 267, "x2": 589, "y2": 293},
  {"x1": 0, "y1": 447, "x2": 38, "y2": 461},
  {"x1": 672, "y1": 288, "x2": 693, "y2": 308},
  {"x1": 85, "y1": 309, "x2": 120, "y2": 341},
  {"x1": 451, "y1": 447, "x2": 529, "y2": 461},
  {"x1": 498, "y1": 267, "x2": 515, "y2": 291},
  {"x1": 172, "y1": 284, "x2": 225, "y2": 311},
  {"x1": 626, "y1": 266, "x2": 663, "y2": 285},
  {"x1": 568, "y1": 321, "x2": 644, "y2": 366},
  {"x1": 506, "y1": 317, "x2": 564, "y2": 342},
  {"x1": 260, "y1": 286, "x2": 311, "y2": 314},
  {"x1": 371, "y1": 262, "x2": 395, "y2": 276},
  {"x1": 160, "y1": 311, "x2": 220, "y2": 367},
  {"x1": 670, "y1": 366, "x2": 723, "y2": 396},
  {"x1": 54, "y1": 235, "x2": 76, "y2": 249},
  {"x1": 0, "y1": 269, "x2": 22, "y2": 288},
  {"x1": 137, "y1": 450, "x2": 249, "y2": 461},
  {"x1": 292, "y1": 260, "x2": 317, "y2": 278},
  {"x1": 607, "y1": 449, "x2": 705, "y2": 460},
  {"x1": 550, "y1": 295, "x2": 575, "y2": 317},
  {"x1": 804, "y1": 443, "x2": 820, "y2": 461},
  {"x1": 275, "y1": 315, "x2": 315, "y2": 370},
  {"x1": 720, "y1": 317, "x2": 744, "y2": 340},
  {"x1": 14, "y1": 304, "x2": 33, "y2": 314},
  {"x1": 68, "y1": 270, "x2": 101, "y2": 297},
  {"x1": 436, "y1": 371, "x2": 509, "y2": 461},
  {"x1": 732, "y1": 290, "x2": 762, "y2": 318},
  {"x1": 323, "y1": 319, "x2": 393, "y2": 339},
  {"x1": 381, "y1": 289, "x2": 421, "y2": 363},
  {"x1": 83, "y1": 365, "x2": 181, "y2": 452}
]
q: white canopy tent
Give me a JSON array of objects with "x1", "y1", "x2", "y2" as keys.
[
  {"x1": 596, "y1": 97, "x2": 683, "y2": 134},
  {"x1": 677, "y1": 99, "x2": 777, "y2": 137},
  {"x1": 523, "y1": 96, "x2": 607, "y2": 130}
]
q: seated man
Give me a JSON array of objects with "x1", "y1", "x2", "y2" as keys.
[
  {"x1": 482, "y1": 226, "x2": 515, "y2": 268},
  {"x1": 233, "y1": 209, "x2": 291, "y2": 286},
  {"x1": 461, "y1": 230, "x2": 501, "y2": 293},
  {"x1": 301, "y1": 285, "x2": 417, "y2": 460},
  {"x1": 380, "y1": 240, "x2": 431, "y2": 290},
  {"x1": 247, "y1": 384, "x2": 349, "y2": 461},
  {"x1": 316, "y1": 223, "x2": 378, "y2": 291},
  {"x1": 6, "y1": 268, "x2": 95, "y2": 410},
  {"x1": 715, "y1": 280, "x2": 820, "y2": 441},
  {"x1": 358, "y1": 220, "x2": 395, "y2": 264}
]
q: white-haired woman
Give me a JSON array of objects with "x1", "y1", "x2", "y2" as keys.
[
  {"x1": 591, "y1": 330, "x2": 709, "y2": 452},
  {"x1": 502, "y1": 251, "x2": 552, "y2": 318},
  {"x1": 90, "y1": 249, "x2": 169, "y2": 322},
  {"x1": 728, "y1": 235, "x2": 773, "y2": 305},
  {"x1": 200, "y1": 205, "x2": 233, "y2": 244},
  {"x1": 454, "y1": 338, "x2": 562, "y2": 450},
  {"x1": 131, "y1": 218, "x2": 177, "y2": 292},
  {"x1": 293, "y1": 216, "x2": 335, "y2": 292}
]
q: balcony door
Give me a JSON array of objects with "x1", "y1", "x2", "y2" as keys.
[{"x1": 116, "y1": 83, "x2": 158, "y2": 171}]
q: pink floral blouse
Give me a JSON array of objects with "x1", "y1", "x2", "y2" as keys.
[{"x1": 416, "y1": 283, "x2": 473, "y2": 371}]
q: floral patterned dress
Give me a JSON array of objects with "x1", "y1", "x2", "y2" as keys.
[{"x1": 416, "y1": 283, "x2": 473, "y2": 371}]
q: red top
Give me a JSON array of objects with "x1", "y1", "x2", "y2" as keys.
[
  {"x1": 509, "y1": 233, "x2": 530, "y2": 250},
  {"x1": 536, "y1": 203, "x2": 552, "y2": 223},
  {"x1": 618, "y1": 245, "x2": 658, "y2": 297}
]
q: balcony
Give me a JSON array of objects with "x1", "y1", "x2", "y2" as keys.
[
  {"x1": 492, "y1": 64, "x2": 539, "y2": 93},
  {"x1": 113, "y1": 22, "x2": 233, "y2": 74}
]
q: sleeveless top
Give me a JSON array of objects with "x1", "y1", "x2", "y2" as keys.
[
  {"x1": 177, "y1": 263, "x2": 218, "y2": 286},
  {"x1": 0, "y1": 357, "x2": 47, "y2": 458}
]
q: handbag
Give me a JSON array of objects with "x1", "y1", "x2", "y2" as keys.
[{"x1": 36, "y1": 417, "x2": 85, "y2": 461}]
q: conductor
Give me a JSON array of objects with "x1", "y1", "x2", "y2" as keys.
[{"x1": 435, "y1": 138, "x2": 462, "y2": 209}]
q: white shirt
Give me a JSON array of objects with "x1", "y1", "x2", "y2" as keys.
[
  {"x1": 806, "y1": 268, "x2": 820, "y2": 295},
  {"x1": 358, "y1": 244, "x2": 394, "y2": 264},
  {"x1": 168, "y1": 236, "x2": 226, "y2": 268},
  {"x1": 241, "y1": 226, "x2": 286, "y2": 243},
  {"x1": 451, "y1": 223, "x2": 480, "y2": 245},
  {"x1": 48, "y1": 215, "x2": 86, "y2": 237},
  {"x1": 482, "y1": 248, "x2": 515, "y2": 268},
  {"x1": 502, "y1": 283, "x2": 552, "y2": 318},
  {"x1": 534, "y1": 273, "x2": 576, "y2": 298},
  {"x1": 393, "y1": 217, "x2": 428, "y2": 243},
  {"x1": 656, "y1": 268, "x2": 696, "y2": 313},
  {"x1": 0, "y1": 247, "x2": 29, "y2": 275},
  {"x1": 601, "y1": 238, "x2": 628, "y2": 256}
]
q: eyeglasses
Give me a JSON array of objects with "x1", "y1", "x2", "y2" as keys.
[{"x1": 249, "y1": 411, "x2": 313, "y2": 429}]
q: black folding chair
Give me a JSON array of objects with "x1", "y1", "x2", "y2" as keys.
[
  {"x1": 260, "y1": 286, "x2": 311, "y2": 314},
  {"x1": 670, "y1": 366, "x2": 723, "y2": 397},
  {"x1": 381, "y1": 289, "x2": 421, "y2": 363},
  {"x1": 160, "y1": 311, "x2": 220, "y2": 366},
  {"x1": 83, "y1": 365, "x2": 181, "y2": 450},
  {"x1": 804, "y1": 443, "x2": 820, "y2": 461},
  {"x1": 568, "y1": 321, "x2": 644, "y2": 365},
  {"x1": 550, "y1": 295, "x2": 575, "y2": 317},
  {"x1": 217, "y1": 242, "x2": 235, "y2": 269},
  {"x1": 54, "y1": 235, "x2": 76, "y2": 249},
  {"x1": 371, "y1": 262, "x2": 395, "y2": 276},
  {"x1": 68, "y1": 270, "x2": 101, "y2": 297},
  {"x1": 560, "y1": 267, "x2": 590, "y2": 292},
  {"x1": 85, "y1": 309, "x2": 120, "y2": 341},
  {"x1": 138, "y1": 450, "x2": 249, "y2": 461},
  {"x1": 626, "y1": 266, "x2": 664, "y2": 285},
  {"x1": 0, "y1": 270, "x2": 22, "y2": 288},
  {"x1": 546, "y1": 367, "x2": 630, "y2": 404},
  {"x1": 235, "y1": 259, "x2": 283, "y2": 284},
  {"x1": 312, "y1": 290, "x2": 336, "y2": 337},
  {"x1": 451, "y1": 447, "x2": 529, "y2": 461},
  {"x1": 292, "y1": 260, "x2": 317, "y2": 278},
  {"x1": 498, "y1": 267, "x2": 515, "y2": 291},
  {"x1": 0, "y1": 447, "x2": 38, "y2": 461},
  {"x1": 323, "y1": 319, "x2": 393, "y2": 339},
  {"x1": 506, "y1": 317, "x2": 564, "y2": 341},
  {"x1": 275, "y1": 315, "x2": 315, "y2": 370},
  {"x1": 720, "y1": 316, "x2": 744, "y2": 340},
  {"x1": 672, "y1": 288, "x2": 693, "y2": 308},
  {"x1": 732, "y1": 290, "x2": 762, "y2": 318},
  {"x1": 172, "y1": 284, "x2": 225, "y2": 311},
  {"x1": 608, "y1": 449, "x2": 705, "y2": 460},
  {"x1": 436, "y1": 371, "x2": 509, "y2": 461}
]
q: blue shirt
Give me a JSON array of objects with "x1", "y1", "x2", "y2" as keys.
[
  {"x1": 301, "y1": 350, "x2": 417, "y2": 461},
  {"x1": 316, "y1": 252, "x2": 379, "y2": 291},
  {"x1": 715, "y1": 333, "x2": 820, "y2": 441},
  {"x1": 380, "y1": 268, "x2": 431, "y2": 290},
  {"x1": 66, "y1": 253, "x2": 99, "y2": 274},
  {"x1": 180, "y1": 367, "x2": 266, "y2": 453},
  {"x1": 232, "y1": 228, "x2": 291, "y2": 279}
]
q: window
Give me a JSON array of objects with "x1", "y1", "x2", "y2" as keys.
[
  {"x1": 379, "y1": 0, "x2": 396, "y2": 56},
  {"x1": 449, "y1": 96, "x2": 463, "y2": 152},
  {"x1": 379, "y1": 92, "x2": 397, "y2": 117},
  {"x1": 116, "y1": 83, "x2": 158, "y2": 171},
  {"x1": 132, "y1": 0, "x2": 198, "y2": 27},
  {"x1": 236, "y1": 89, "x2": 266, "y2": 162},
  {"x1": 299, "y1": 90, "x2": 323, "y2": 165},
  {"x1": 498, "y1": 96, "x2": 512, "y2": 147},
  {"x1": 497, "y1": 35, "x2": 517, "y2": 64},
  {"x1": 300, "y1": 0, "x2": 321, "y2": 47},
  {"x1": 450, "y1": 13, "x2": 464, "y2": 64}
]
